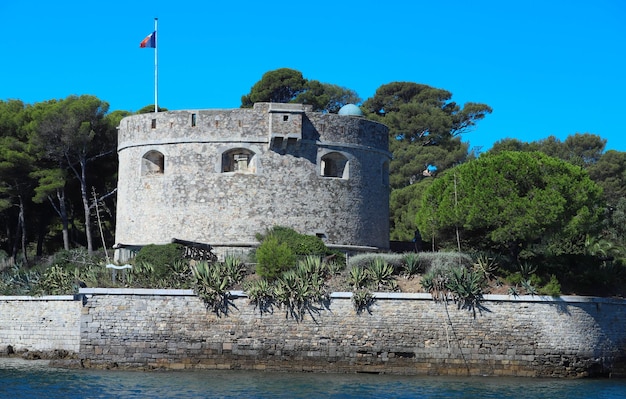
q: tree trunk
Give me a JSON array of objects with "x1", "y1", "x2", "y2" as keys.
[
  {"x1": 11, "y1": 208, "x2": 20, "y2": 263},
  {"x1": 79, "y1": 159, "x2": 94, "y2": 254},
  {"x1": 57, "y1": 189, "x2": 70, "y2": 251},
  {"x1": 18, "y1": 195, "x2": 28, "y2": 265},
  {"x1": 47, "y1": 187, "x2": 71, "y2": 251}
]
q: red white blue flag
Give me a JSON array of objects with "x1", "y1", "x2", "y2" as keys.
[{"x1": 140, "y1": 31, "x2": 156, "y2": 48}]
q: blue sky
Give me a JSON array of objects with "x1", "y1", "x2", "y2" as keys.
[{"x1": 1, "y1": 0, "x2": 624, "y2": 153}]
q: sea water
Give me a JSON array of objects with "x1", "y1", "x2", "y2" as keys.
[{"x1": 1, "y1": 358, "x2": 626, "y2": 399}]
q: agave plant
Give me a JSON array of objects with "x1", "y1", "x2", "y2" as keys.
[
  {"x1": 521, "y1": 279, "x2": 538, "y2": 296},
  {"x1": 273, "y1": 266, "x2": 330, "y2": 320},
  {"x1": 128, "y1": 260, "x2": 155, "y2": 286},
  {"x1": 1, "y1": 264, "x2": 40, "y2": 295},
  {"x1": 472, "y1": 253, "x2": 498, "y2": 282},
  {"x1": 273, "y1": 270, "x2": 307, "y2": 319},
  {"x1": 244, "y1": 278, "x2": 275, "y2": 313},
  {"x1": 296, "y1": 255, "x2": 325, "y2": 277},
  {"x1": 222, "y1": 255, "x2": 246, "y2": 286},
  {"x1": 326, "y1": 260, "x2": 345, "y2": 276},
  {"x1": 420, "y1": 268, "x2": 449, "y2": 301},
  {"x1": 445, "y1": 266, "x2": 483, "y2": 310},
  {"x1": 518, "y1": 262, "x2": 538, "y2": 280},
  {"x1": 170, "y1": 259, "x2": 190, "y2": 276},
  {"x1": 368, "y1": 258, "x2": 396, "y2": 291},
  {"x1": 307, "y1": 271, "x2": 330, "y2": 304},
  {"x1": 352, "y1": 288, "x2": 374, "y2": 314},
  {"x1": 402, "y1": 253, "x2": 422, "y2": 279},
  {"x1": 348, "y1": 266, "x2": 370, "y2": 290},
  {"x1": 192, "y1": 261, "x2": 232, "y2": 315}
]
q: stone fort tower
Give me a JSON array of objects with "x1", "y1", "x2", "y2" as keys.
[{"x1": 114, "y1": 102, "x2": 390, "y2": 260}]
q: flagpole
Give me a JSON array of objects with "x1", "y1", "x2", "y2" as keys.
[{"x1": 154, "y1": 17, "x2": 158, "y2": 113}]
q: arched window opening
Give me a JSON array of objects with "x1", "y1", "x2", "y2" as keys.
[
  {"x1": 321, "y1": 152, "x2": 348, "y2": 178},
  {"x1": 141, "y1": 150, "x2": 164, "y2": 176},
  {"x1": 222, "y1": 148, "x2": 256, "y2": 173}
]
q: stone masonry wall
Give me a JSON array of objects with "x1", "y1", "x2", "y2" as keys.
[
  {"x1": 115, "y1": 103, "x2": 390, "y2": 253},
  {"x1": 79, "y1": 289, "x2": 626, "y2": 377},
  {"x1": 0, "y1": 296, "x2": 81, "y2": 354}
]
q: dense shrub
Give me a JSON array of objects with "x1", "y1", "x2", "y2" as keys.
[
  {"x1": 0, "y1": 263, "x2": 40, "y2": 295},
  {"x1": 0, "y1": 248, "x2": 114, "y2": 295},
  {"x1": 256, "y1": 226, "x2": 329, "y2": 256},
  {"x1": 49, "y1": 248, "x2": 102, "y2": 270},
  {"x1": 36, "y1": 266, "x2": 75, "y2": 295},
  {"x1": 539, "y1": 275, "x2": 562, "y2": 297},
  {"x1": 421, "y1": 252, "x2": 473, "y2": 273},
  {"x1": 255, "y1": 236, "x2": 297, "y2": 279},
  {"x1": 254, "y1": 226, "x2": 346, "y2": 279},
  {"x1": 134, "y1": 244, "x2": 184, "y2": 278},
  {"x1": 348, "y1": 253, "x2": 404, "y2": 270}
]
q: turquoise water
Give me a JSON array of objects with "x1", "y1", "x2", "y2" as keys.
[{"x1": 1, "y1": 359, "x2": 626, "y2": 398}]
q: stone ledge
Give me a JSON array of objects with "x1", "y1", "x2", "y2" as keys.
[
  {"x1": 76, "y1": 288, "x2": 626, "y2": 305},
  {"x1": 80, "y1": 288, "x2": 196, "y2": 296},
  {"x1": 482, "y1": 294, "x2": 626, "y2": 304},
  {"x1": 0, "y1": 295, "x2": 78, "y2": 301}
]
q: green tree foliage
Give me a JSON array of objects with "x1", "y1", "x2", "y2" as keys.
[
  {"x1": 491, "y1": 133, "x2": 606, "y2": 168},
  {"x1": 134, "y1": 243, "x2": 184, "y2": 279},
  {"x1": 255, "y1": 236, "x2": 297, "y2": 279},
  {"x1": 362, "y1": 82, "x2": 492, "y2": 149},
  {"x1": 256, "y1": 226, "x2": 329, "y2": 256},
  {"x1": 0, "y1": 96, "x2": 119, "y2": 260},
  {"x1": 361, "y1": 82, "x2": 490, "y2": 239},
  {"x1": 136, "y1": 105, "x2": 168, "y2": 114},
  {"x1": 390, "y1": 179, "x2": 431, "y2": 241},
  {"x1": 241, "y1": 68, "x2": 307, "y2": 107},
  {"x1": 605, "y1": 198, "x2": 626, "y2": 261},
  {"x1": 30, "y1": 95, "x2": 117, "y2": 253},
  {"x1": 0, "y1": 135, "x2": 36, "y2": 263},
  {"x1": 490, "y1": 133, "x2": 625, "y2": 256},
  {"x1": 241, "y1": 68, "x2": 360, "y2": 113},
  {"x1": 389, "y1": 137, "x2": 471, "y2": 189},
  {"x1": 0, "y1": 100, "x2": 39, "y2": 262},
  {"x1": 416, "y1": 151, "x2": 604, "y2": 259},
  {"x1": 588, "y1": 150, "x2": 626, "y2": 208},
  {"x1": 293, "y1": 81, "x2": 361, "y2": 113},
  {"x1": 389, "y1": 138, "x2": 472, "y2": 240},
  {"x1": 363, "y1": 82, "x2": 491, "y2": 194}
]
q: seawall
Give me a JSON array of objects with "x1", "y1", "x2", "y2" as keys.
[
  {"x1": 2, "y1": 289, "x2": 626, "y2": 377},
  {"x1": 0, "y1": 295, "x2": 81, "y2": 354}
]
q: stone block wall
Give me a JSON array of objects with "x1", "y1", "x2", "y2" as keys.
[
  {"x1": 0, "y1": 296, "x2": 81, "y2": 353},
  {"x1": 114, "y1": 103, "x2": 390, "y2": 255},
  {"x1": 78, "y1": 289, "x2": 626, "y2": 377}
]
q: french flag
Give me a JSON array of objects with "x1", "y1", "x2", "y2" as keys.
[{"x1": 140, "y1": 31, "x2": 156, "y2": 48}]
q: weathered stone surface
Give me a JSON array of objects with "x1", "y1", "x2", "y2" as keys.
[
  {"x1": 76, "y1": 290, "x2": 626, "y2": 377},
  {"x1": 3, "y1": 290, "x2": 626, "y2": 377},
  {"x1": 0, "y1": 296, "x2": 81, "y2": 353},
  {"x1": 114, "y1": 103, "x2": 391, "y2": 259}
]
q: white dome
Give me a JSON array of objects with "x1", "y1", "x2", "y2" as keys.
[{"x1": 338, "y1": 104, "x2": 363, "y2": 116}]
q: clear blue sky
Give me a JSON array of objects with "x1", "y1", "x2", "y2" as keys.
[{"x1": 1, "y1": 0, "x2": 625, "y2": 153}]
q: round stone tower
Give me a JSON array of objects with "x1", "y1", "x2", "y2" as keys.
[{"x1": 114, "y1": 103, "x2": 390, "y2": 260}]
